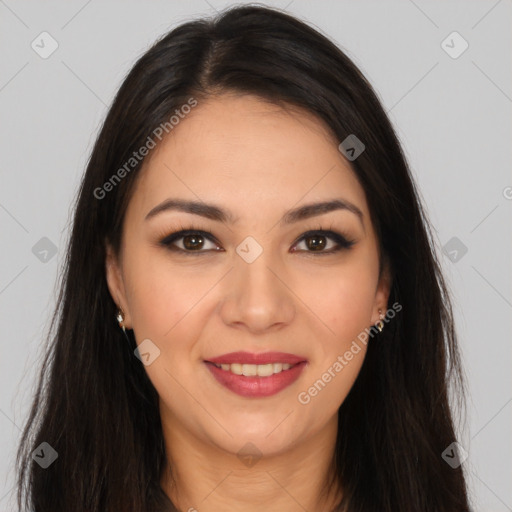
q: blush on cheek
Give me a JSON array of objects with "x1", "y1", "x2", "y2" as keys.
[
  {"x1": 126, "y1": 264, "x2": 192, "y2": 328},
  {"x1": 322, "y1": 284, "x2": 375, "y2": 335},
  {"x1": 128, "y1": 291, "x2": 182, "y2": 341}
]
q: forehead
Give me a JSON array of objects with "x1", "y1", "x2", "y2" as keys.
[{"x1": 128, "y1": 94, "x2": 369, "y2": 223}]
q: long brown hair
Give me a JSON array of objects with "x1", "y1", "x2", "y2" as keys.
[{"x1": 16, "y1": 5, "x2": 472, "y2": 511}]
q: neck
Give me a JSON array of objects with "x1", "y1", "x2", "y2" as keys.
[{"x1": 159, "y1": 412, "x2": 342, "y2": 512}]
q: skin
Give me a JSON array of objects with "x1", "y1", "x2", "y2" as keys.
[{"x1": 106, "y1": 93, "x2": 391, "y2": 512}]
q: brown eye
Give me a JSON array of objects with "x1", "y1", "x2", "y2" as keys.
[
  {"x1": 292, "y1": 230, "x2": 355, "y2": 255},
  {"x1": 303, "y1": 234, "x2": 328, "y2": 251},
  {"x1": 182, "y1": 233, "x2": 206, "y2": 251},
  {"x1": 160, "y1": 230, "x2": 221, "y2": 253}
]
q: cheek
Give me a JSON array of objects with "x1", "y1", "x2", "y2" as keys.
[
  {"x1": 294, "y1": 261, "x2": 376, "y2": 415},
  {"x1": 123, "y1": 257, "x2": 209, "y2": 398},
  {"x1": 331, "y1": 276, "x2": 375, "y2": 334},
  {"x1": 298, "y1": 258, "x2": 378, "y2": 346},
  {"x1": 122, "y1": 247, "x2": 201, "y2": 342}
]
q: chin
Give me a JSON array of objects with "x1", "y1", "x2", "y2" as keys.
[{"x1": 206, "y1": 417, "x2": 304, "y2": 458}]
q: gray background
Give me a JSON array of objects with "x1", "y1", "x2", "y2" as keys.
[{"x1": 1, "y1": 0, "x2": 511, "y2": 510}]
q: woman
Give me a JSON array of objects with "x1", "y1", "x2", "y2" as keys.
[{"x1": 15, "y1": 4, "x2": 472, "y2": 511}]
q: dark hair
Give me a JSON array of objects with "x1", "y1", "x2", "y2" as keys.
[{"x1": 15, "y1": 4, "x2": 472, "y2": 511}]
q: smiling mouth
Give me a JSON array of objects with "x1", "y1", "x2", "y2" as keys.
[
  {"x1": 208, "y1": 361, "x2": 299, "y2": 377},
  {"x1": 204, "y1": 359, "x2": 307, "y2": 398}
]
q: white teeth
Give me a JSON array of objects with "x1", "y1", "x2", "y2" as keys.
[
  {"x1": 256, "y1": 364, "x2": 274, "y2": 377},
  {"x1": 230, "y1": 363, "x2": 243, "y2": 375},
  {"x1": 212, "y1": 362, "x2": 296, "y2": 376},
  {"x1": 242, "y1": 364, "x2": 257, "y2": 376}
]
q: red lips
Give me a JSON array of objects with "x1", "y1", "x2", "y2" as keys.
[{"x1": 205, "y1": 351, "x2": 307, "y2": 365}]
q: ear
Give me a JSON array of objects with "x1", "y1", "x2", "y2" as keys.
[
  {"x1": 105, "y1": 242, "x2": 132, "y2": 329},
  {"x1": 371, "y1": 259, "x2": 392, "y2": 325}
]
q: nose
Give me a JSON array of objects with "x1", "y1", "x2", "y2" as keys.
[{"x1": 218, "y1": 248, "x2": 296, "y2": 335}]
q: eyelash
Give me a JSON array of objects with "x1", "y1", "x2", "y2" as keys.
[{"x1": 157, "y1": 222, "x2": 356, "y2": 257}]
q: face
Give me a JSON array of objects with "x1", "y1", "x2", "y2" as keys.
[{"x1": 106, "y1": 93, "x2": 390, "y2": 460}]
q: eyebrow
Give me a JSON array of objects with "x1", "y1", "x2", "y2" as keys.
[{"x1": 145, "y1": 198, "x2": 364, "y2": 227}]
